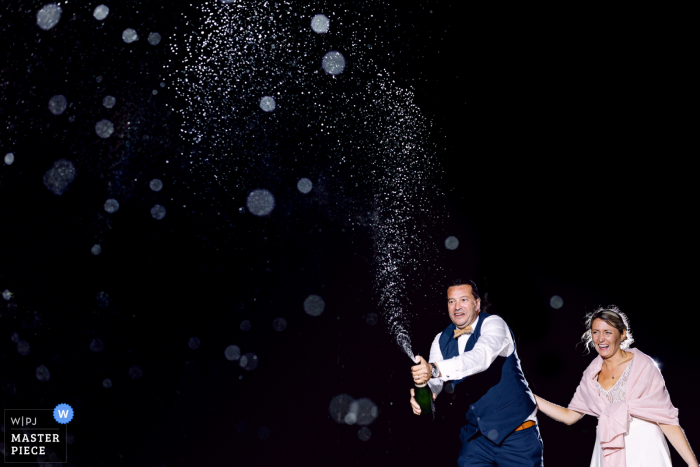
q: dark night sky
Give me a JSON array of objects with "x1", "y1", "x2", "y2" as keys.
[{"x1": 1, "y1": 1, "x2": 696, "y2": 466}]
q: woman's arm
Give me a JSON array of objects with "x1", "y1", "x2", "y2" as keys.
[
  {"x1": 659, "y1": 424, "x2": 698, "y2": 467},
  {"x1": 534, "y1": 395, "x2": 585, "y2": 426}
]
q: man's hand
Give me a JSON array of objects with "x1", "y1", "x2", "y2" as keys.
[
  {"x1": 411, "y1": 355, "x2": 433, "y2": 385},
  {"x1": 409, "y1": 388, "x2": 437, "y2": 415}
]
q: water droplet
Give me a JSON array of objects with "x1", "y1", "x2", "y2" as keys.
[
  {"x1": 240, "y1": 320, "x2": 252, "y2": 331},
  {"x1": 257, "y1": 427, "x2": 271, "y2": 440},
  {"x1": 2, "y1": 290, "x2": 11, "y2": 301},
  {"x1": 365, "y1": 313, "x2": 378, "y2": 325},
  {"x1": 91, "y1": 244, "x2": 102, "y2": 255},
  {"x1": 4, "y1": 152, "x2": 14, "y2": 165},
  {"x1": 102, "y1": 378, "x2": 112, "y2": 388},
  {"x1": 10, "y1": 332, "x2": 19, "y2": 343}
]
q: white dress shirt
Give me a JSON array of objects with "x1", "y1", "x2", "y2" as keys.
[{"x1": 427, "y1": 314, "x2": 537, "y2": 423}]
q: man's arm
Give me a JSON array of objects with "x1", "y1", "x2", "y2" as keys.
[{"x1": 434, "y1": 315, "x2": 512, "y2": 381}]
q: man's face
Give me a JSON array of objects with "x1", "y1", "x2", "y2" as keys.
[{"x1": 447, "y1": 284, "x2": 481, "y2": 329}]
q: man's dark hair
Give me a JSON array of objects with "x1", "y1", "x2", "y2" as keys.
[{"x1": 447, "y1": 278, "x2": 480, "y2": 301}]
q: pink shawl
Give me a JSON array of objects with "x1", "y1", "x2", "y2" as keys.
[{"x1": 567, "y1": 348, "x2": 679, "y2": 467}]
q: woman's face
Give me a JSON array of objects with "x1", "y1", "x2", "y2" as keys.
[{"x1": 591, "y1": 318, "x2": 627, "y2": 358}]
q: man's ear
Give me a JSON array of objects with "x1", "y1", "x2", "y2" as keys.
[{"x1": 476, "y1": 298, "x2": 481, "y2": 312}]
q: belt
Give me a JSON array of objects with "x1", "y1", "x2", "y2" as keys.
[{"x1": 514, "y1": 420, "x2": 536, "y2": 432}]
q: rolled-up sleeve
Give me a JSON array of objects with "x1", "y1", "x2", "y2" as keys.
[
  {"x1": 435, "y1": 316, "x2": 513, "y2": 381},
  {"x1": 427, "y1": 333, "x2": 444, "y2": 395}
]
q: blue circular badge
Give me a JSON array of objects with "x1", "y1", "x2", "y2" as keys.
[{"x1": 53, "y1": 403, "x2": 74, "y2": 424}]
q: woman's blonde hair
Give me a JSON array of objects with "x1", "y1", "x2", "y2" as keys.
[{"x1": 581, "y1": 305, "x2": 634, "y2": 354}]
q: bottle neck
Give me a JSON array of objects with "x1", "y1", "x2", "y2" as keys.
[{"x1": 415, "y1": 382, "x2": 427, "y2": 388}]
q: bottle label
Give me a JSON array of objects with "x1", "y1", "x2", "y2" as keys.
[{"x1": 415, "y1": 383, "x2": 427, "y2": 388}]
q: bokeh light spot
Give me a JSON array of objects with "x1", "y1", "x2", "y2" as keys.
[
  {"x1": 102, "y1": 95, "x2": 116, "y2": 109},
  {"x1": 149, "y1": 179, "x2": 163, "y2": 192},
  {"x1": 297, "y1": 178, "x2": 313, "y2": 194},
  {"x1": 93, "y1": 5, "x2": 109, "y2": 21},
  {"x1": 103, "y1": 199, "x2": 119, "y2": 214},
  {"x1": 36, "y1": 365, "x2": 50, "y2": 382},
  {"x1": 246, "y1": 189, "x2": 275, "y2": 216},
  {"x1": 43, "y1": 159, "x2": 76, "y2": 195},
  {"x1": 188, "y1": 337, "x2": 201, "y2": 350},
  {"x1": 37, "y1": 4, "x2": 62, "y2": 31},
  {"x1": 122, "y1": 28, "x2": 139, "y2": 43},
  {"x1": 17, "y1": 340, "x2": 30, "y2": 356},
  {"x1": 89, "y1": 338, "x2": 104, "y2": 352},
  {"x1": 272, "y1": 317, "x2": 287, "y2": 331},
  {"x1": 310, "y1": 14, "x2": 330, "y2": 34},
  {"x1": 322, "y1": 50, "x2": 346, "y2": 75},
  {"x1": 550, "y1": 295, "x2": 564, "y2": 309},
  {"x1": 445, "y1": 236, "x2": 459, "y2": 250},
  {"x1": 48, "y1": 95, "x2": 67, "y2": 115},
  {"x1": 95, "y1": 119, "x2": 114, "y2": 138},
  {"x1": 358, "y1": 427, "x2": 371, "y2": 441},
  {"x1": 148, "y1": 32, "x2": 162, "y2": 45},
  {"x1": 151, "y1": 204, "x2": 166, "y2": 220},
  {"x1": 225, "y1": 345, "x2": 241, "y2": 361},
  {"x1": 240, "y1": 352, "x2": 258, "y2": 371},
  {"x1": 304, "y1": 295, "x2": 325, "y2": 316},
  {"x1": 128, "y1": 365, "x2": 143, "y2": 379}
]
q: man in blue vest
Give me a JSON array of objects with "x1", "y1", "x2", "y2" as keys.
[{"x1": 409, "y1": 279, "x2": 543, "y2": 466}]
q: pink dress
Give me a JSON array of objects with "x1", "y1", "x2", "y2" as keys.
[{"x1": 568, "y1": 348, "x2": 679, "y2": 467}]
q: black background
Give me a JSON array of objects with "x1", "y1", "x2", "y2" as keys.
[{"x1": 1, "y1": 1, "x2": 696, "y2": 466}]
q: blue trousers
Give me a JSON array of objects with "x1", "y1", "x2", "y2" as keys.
[{"x1": 457, "y1": 425, "x2": 543, "y2": 467}]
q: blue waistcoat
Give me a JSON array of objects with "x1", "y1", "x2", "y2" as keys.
[{"x1": 439, "y1": 312, "x2": 536, "y2": 445}]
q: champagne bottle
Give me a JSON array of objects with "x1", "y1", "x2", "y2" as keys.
[{"x1": 414, "y1": 355, "x2": 434, "y2": 421}]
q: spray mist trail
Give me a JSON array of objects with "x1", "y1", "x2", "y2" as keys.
[{"x1": 168, "y1": 0, "x2": 443, "y2": 360}]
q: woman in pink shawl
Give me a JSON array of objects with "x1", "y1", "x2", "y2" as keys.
[{"x1": 534, "y1": 306, "x2": 697, "y2": 467}]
